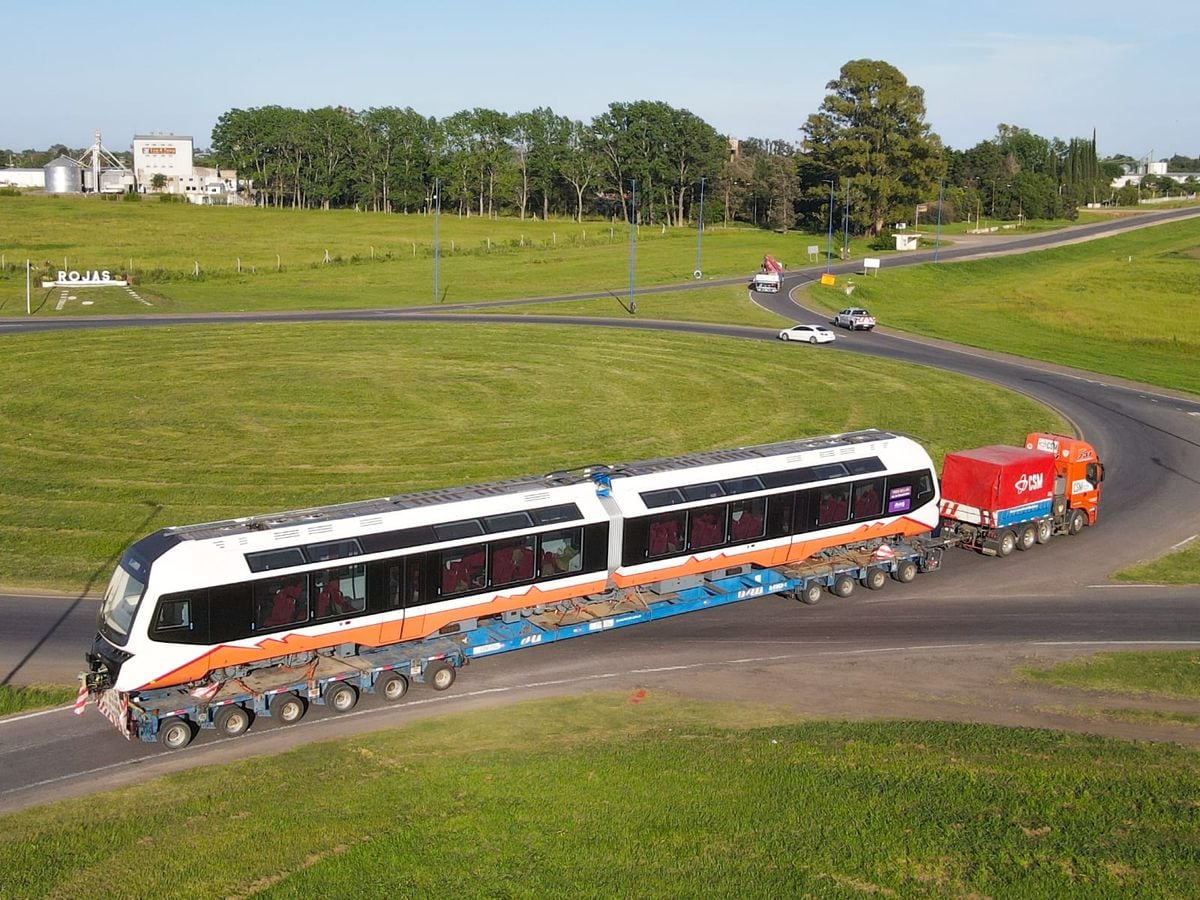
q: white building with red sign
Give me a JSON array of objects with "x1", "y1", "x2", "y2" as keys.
[{"x1": 131, "y1": 134, "x2": 194, "y2": 184}]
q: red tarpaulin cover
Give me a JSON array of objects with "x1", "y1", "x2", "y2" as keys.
[{"x1": 941, "y1": 445, "x2": 1056, "y2": 512}]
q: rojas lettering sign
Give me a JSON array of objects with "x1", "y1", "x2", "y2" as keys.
[{"x1": 42, "y1": 270, "x2": 128, "y2": 288}]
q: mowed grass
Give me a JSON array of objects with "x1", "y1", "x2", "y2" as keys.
[
  {"x1": 0, "y1": 193, "x2": 846, "y2": 313},
  {"x1": 1021, "y1": 651, "x2": 1200, "y2": 700},
  {"x1": 1113, "y1": 541, "x2": 1200, "y2": 584},
  {"x1": 0, "y1": 684, "x2": 77, "y2": 717},
  {"x1": 0, "y1": 323, "x2": 1060, "y2": 593},
  {"x1": 2, "y1": 694, "x2": 1198, "y2": 898},
  {"x1": 808, "y1": 217, "x2": 1200, "y2": 394}
]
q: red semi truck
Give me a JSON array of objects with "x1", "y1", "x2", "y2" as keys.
[{"x1": 938, "y1": 432, "x2": 1104, "y2": 556}]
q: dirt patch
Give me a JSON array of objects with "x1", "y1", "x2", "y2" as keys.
[{"x1": 637, "y1": 643, "x2": 1200, "y2": 747}]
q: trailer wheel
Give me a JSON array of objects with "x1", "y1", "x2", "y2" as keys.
[
  {"x1": 892, "y1": 560, "x2": 918, "y2": 583},
  {"x1": 1016, "y1": 524, "x2": 1037, "y2": 551},
  {"x1": 376, "y1": 671, "x2": 410, "y2": 702},
  {"x1": 158, "y1": 717, "x2": 194, "y2": 750},
  {"x1": 799, "y1": 582, "x2": 822, "y2": 605},
  {"x1": 830, "y1": 574, "x2": 856, "y2": 598},
  {"x1": 425, "y1": 662, "x2": 457, "y2": 691},
  {"x1": 214, "y1": 704, "x2": 252, "y2": 738},
  {"x1": 1035, "y1": 519, "x2": 1053, "y2": 544},
  {"x1": 997, "y1": 530, "x2": 1017, "y2": 557},
  {"x1": 862, "y1": 567, "x2": 888, "y2": 591},
  {"x1": 323, "y1": 681, "x2": 359, "y2": 713},
  {"x1": 269, "y1": 692, "x2": 307, "y2": 724},
  {"x1": 1068, "y1": 509, "x2": 1087, "y2": 535}
]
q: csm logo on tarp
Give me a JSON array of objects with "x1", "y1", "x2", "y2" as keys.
[
  {"x1": 42, "y1": 269, "x2": 128, "y2": 288},
  {"x1": 1014, "y1": 472, "x2": 1044, "y2": 494}
]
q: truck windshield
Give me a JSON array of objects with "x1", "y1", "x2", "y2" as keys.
[{"x1": 98, "y1": 558, "x2": 147, "y2": 646}]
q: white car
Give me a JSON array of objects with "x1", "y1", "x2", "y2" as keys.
[{"x1": 778, "y1": 324, "x2": 836, "y2": 344}]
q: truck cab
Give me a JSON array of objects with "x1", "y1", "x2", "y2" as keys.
[{"x1": 1025, "y1": 433, "x2": 1104, "y2": 527}]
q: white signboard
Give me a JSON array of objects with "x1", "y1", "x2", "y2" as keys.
[
  {"x1": 41, "y1": 269, "x2": 128, "y2": 288},
  {"x1": 863, "y1": 258, "x2": 880, "y2": 270}
]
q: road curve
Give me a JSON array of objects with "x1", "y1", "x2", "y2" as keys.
[{"x1": 1, "y1": 208, "x2": 1198, "y2": 813}]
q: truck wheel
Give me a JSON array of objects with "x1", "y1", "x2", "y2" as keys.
[
  {"x1": 1068, "y1": 509, "x2": 1087, "y2": 535},
  {"x1": 323, "y1": 681, "x2": 359, "y2": 713},
  {"x1": 892, "y1": 560, "x2": 918, "y2": 583},
  {"x1": 214, "y1": 704, "x2": 252, "y2": 738},
  {"x1": 1016, "y1": 524, "x2": 1037, "y2": 551},
  {"x1": 158, "y1": 717, "x2": 194, "y2": 750},
  {"x1": 997, "y1": 530, "x2": 1016, "y2": 557},
  {"x1": 799, "y1": 582, "x2": 822, "y2": 605},
  {"x1": 830, "y1": 574, "x2": 855, "y2": 598},
  {"x1": 376, "y1": 671, "x2": 409, "y2": 702},
  {"x1": 268, "y1": 692, "x2": 307, "y2": 724},
  {"x1": 1035, "y1": 519, "x2": 1053, "y2": 544},
  {"x1": 862, "y1": 567, "x2": 888, "y2": 591},
  {"x1": 425, "y1": 662, "x2": 457, "y2": 691}
]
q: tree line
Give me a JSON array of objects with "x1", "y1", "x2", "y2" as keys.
[{"x1": 9, "y1": 60, "x2": 1191, "y2": 233}]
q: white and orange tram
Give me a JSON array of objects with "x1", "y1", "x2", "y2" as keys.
[{"x1": 86, "y1": 429, "x2": 939, "y2": 696}]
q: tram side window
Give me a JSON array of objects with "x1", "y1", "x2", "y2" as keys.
[
  {"x1": 313, "y1": 565, "x2": 366, "y2": 619},
  {"x1": 729, "y1": 497, "x2": 766, "y2": 542},
  {"x1": 852, "y1": 479, "x2": 884, "y2": 520},
  {"x1": 490, "y1": 535, "x2": 537, "y2": 587},
  {"x1": 254, "y1": 575, "x2": 310, "y2": 630},
  {"x1": 647, "y1": 511, "x2": 686, "y2": 558},
  {"x1": 150, "y1": 591, "x2": 210, "y2": 644},
  {"x1": 884, "y1": 470, "x2": 936, "y2": 514},
  {"x1": 440, "y1": 544, "x2": 487, "y2": 596},
  {"x1": 688, "y1": 505, "x2": 726, "y2": 550},
  {"x1": 815, "y1": 484, "x2": 851, "y2": 526},
  {"x1": 539, "y1": 527, "x2": 583, "y2": 577}
]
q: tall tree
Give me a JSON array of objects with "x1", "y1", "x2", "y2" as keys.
[{"x1": 801, "y1": 59, "x2": 944, "y2": 235}]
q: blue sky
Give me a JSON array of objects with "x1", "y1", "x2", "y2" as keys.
[{"x1": 3, "y1": 0, "x2": 1196, "y2": 160}]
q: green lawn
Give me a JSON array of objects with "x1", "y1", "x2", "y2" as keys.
[
  {"x1": 807, "y1": 217, "x2": 1200, "y2": 394},
  {"x1": 1021, "y1": 651, "x2": 1200, "y2": 699},
  {"x1": 1113, "y1": 541, "x2": 1200, "y2": 584},
  {"x1": 2, "y1": 695, "x2": 1197, "y2": 898},
  {"x1": 0, "y1": 193, "x2": 852, "y2": 313},
  {"x1": 0, "y1": 685, "x2": 77, "y2": 717},
  {"x1": 0, "y1": 324, "x2": 1059, "y2": 593}
]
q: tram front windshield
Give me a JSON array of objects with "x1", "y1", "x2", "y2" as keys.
[{"x1": 98, "y1": 555, "x2": 147, "y2": 646}]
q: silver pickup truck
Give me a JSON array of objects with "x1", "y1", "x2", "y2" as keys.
[{"x1": 833, "y1": 307, "x2": 876, "y2": 330}]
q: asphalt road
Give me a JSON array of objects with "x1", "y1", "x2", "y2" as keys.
[{"x1": 1, "y1": 208, "x2": 1198, "y2": 813}]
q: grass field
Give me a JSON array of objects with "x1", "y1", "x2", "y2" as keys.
[
  {"x1": 808, "y1": 217, "x2": 1200, "y2": 394},
  {"x1": 0, "y1": 193, "x2": 848, "y2": 313},
  {"x1": 0, "y1": 193, "x2": 1107, "y2": 317},
  {"x1": 0, "y1": 324, "x2": 1060, "y2": 593},
  {"x1": 1112, "y1": 540, "x2": 1200, "y2": 584},
  {"x1": 1, "y1": 694, "x2": 1197, "y2": 898},
  {"x1": 1021, "y1": 650, "x2": 1200, "y2": 700},
  {"x1": 0, "y1": 684, "x2": 77, "y2": 717}
]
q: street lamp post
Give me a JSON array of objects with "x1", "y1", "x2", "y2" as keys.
[
  {"x1": 842, "y1": 179, "x2": 850, "y2": 260},
  {"x1": 934, "y1": 179, "x2": 944, "y2": 262},
  {"x1": 432, "y1": 176, "x2": 440, "y2": 303},
  {"x1": 694, "y1": 176, "x2": 705, "y2": 278},
  {"x1": 628, "y1": 179, "x2": 637, "y2": 314},
  {"x1": 823, "y1": 179, "x2": 835, "y2": 273}
]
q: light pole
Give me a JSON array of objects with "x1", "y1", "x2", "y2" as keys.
[
  {"x1": 823, "y1": 179, "x2": 835, "y2": 273},
  {"x1": 842, "y1": 179, "x2": 850, "y2": 260},
  {"x1": 628, "y1": 179, "x2": 637, "y2": 314},
  {"x1": 432, "y1": 177, "x2": 440, "y2": 303},
  {"x1": 934, "y1": 179, "x2": 944, "y2": 262},
  {"x1": 694, "y1": 176, "x2": 705, "y2": 279}
]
